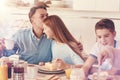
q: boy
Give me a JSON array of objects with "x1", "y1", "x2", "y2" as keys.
[{"x1": 82, "y1": 18, "x2": 120, "y2": 76}]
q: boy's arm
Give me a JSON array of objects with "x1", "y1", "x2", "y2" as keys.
[{"x1": 82, "y1": 56, "x2": 96, "y2": 76}]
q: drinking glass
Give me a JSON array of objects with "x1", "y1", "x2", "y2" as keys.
[
  {"x1": 0, "y1": 61, "x2": 8, "y2": 80},
  {"x1": 65, "y1": 66, "x2": 73, "y2": 79},
  {"x1": 70, "y1": 68, "x2": 85, "y2": 80},
  {"x1": 27, "y1": 64, "x2": 38, "y2": 79}
]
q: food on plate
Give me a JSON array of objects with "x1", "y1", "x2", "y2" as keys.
[
  {"x1": 40, "y1": 59, "x2": 64, "y2": 71},
  {"x1": 88, "y1": 72, "x2": 98, "y2": 80},
  {"x1": 45, "y1": 62, "x2": 57, "y2": 71},
  {"x1": 88, "y1": 71, "x2": 109, "y2": 80}
]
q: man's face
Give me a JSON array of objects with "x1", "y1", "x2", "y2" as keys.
[
  {"x1": 31, "y1": 8, "x2": 48, "y2": 29},
  {"x1": 96, "y1": 28, "x2": 116, "y2": 46}
]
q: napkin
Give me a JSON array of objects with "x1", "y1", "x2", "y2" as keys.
[
  {"x1": 36, "y1": 74, "x2": 60, "y2": 80},
  {"x1": 8, "y1": 54, "x2": 19, "y2": 61}
]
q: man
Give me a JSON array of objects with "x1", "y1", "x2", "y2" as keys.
[{"x1": 1, "y1": 2, "x2": 53, "y2": 64}]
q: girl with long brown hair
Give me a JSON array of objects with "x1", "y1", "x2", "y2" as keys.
[{"x1": 43, "y1": 15, "x2": 86, "y2": 67}]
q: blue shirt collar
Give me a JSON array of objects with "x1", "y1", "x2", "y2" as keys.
[
  {"x1": 114, "y1": 40, "x2": 116, "y2": 48},
  {"x1": 30, "y1": 28, "x2": 45, "y2": 40},
  {"x1": 30, "y1": 28, "x2": 35, "y2": 38}
]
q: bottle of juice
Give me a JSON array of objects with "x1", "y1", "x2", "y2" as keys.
[{"x1": 0, "y1": 60, "x2": 8, "y2": 80}]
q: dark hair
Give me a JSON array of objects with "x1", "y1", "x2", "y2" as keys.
[
  {"x1": 95, "y1": 18, "x2": 115, "y2": 33},
  {"x1": 29, "y1": 2, "x2": 48, "y2": 23}
]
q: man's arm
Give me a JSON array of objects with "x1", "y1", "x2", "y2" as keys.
[
  {"x1": 3, "y1": 42, "x2": 18, "y2": 57},
  {"x1": 0, "y1": 38, "x2": 18, "y2": 57}
]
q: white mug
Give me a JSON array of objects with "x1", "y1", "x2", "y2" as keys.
[
  {"x1": 5, "y1": 39, "x2": 14, "y2": 50},
  {"x1": 27, "y1": 64, "x2": 38, "y2": 79}
]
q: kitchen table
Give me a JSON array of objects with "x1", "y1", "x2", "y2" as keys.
[
  {"x1": 8, "y1": 72, "x2": 68, "y2": 80},
  {"x1": 8, "y1": 65, "x2": 67, "y2": 80}
]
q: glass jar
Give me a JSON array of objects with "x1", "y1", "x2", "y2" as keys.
[
  {"x1": 70, "y1": 68, "x2": 85, "y2": 80},
  {"x1": 13, "y1": 61, "x2": 24, "y2": 80},
  {"x1": 0, "y1": 61, "x2": 8, "y2": 80}
]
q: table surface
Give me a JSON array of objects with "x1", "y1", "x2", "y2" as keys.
[
  {"x1": 8, "y1": 65, "x2": 120, "y2": 80},
  {"x1": 8, "y1": 72, "x2": 67, "y2": 80},
  {"x1": 8, "y1": 66, "x2": 68, "y2": 80}
]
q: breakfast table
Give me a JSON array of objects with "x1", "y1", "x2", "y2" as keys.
[
  {"x1": 7, "y1": 66, "x2": 120, "y2": 80},
  {"x1": 8, "y1": 71, "x2": 67, "y2": 80},
  {"x1": 5, "y1": 60, "x2": 120, "y2": 80},
  {"x1": 8, "y1": 64, "x2": 68, "y2": 80},
  {"x1": 0, "y1": 56, "x2": 68, "y2": 80}
]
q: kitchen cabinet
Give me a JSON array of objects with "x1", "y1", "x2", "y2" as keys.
[
  {"x1": 73, "y1": 0, "x2": 120, "y2": 12},
  {"x1": 73, "y1": 0, "x2": 95, "y2": 11},
  {"x1": 95, "y1": 0, "x2": 119, "y2": 11}
]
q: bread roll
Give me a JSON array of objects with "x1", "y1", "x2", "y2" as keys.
[{"x1": 45, "y1": 62, "x2": 57, "y2": 71}]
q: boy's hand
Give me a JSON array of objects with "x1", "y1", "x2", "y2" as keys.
[
  {"x1": 98, "y1": 46, "x2": 114, "y2": 65},
  {"x1": 98, "y1": 50, "x2": 108, "y2": 65}
]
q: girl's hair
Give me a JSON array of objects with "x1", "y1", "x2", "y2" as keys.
[
  {"x1": 95, "y1": 18, "x2": 115, "y2": 33},
  {"x1": 43, "y1": 15, "x2": 85, "y2": 60}
]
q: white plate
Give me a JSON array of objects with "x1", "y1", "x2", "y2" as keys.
[{"x1": 38, "y1": 66, "x2": 64, "y2": 74}]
